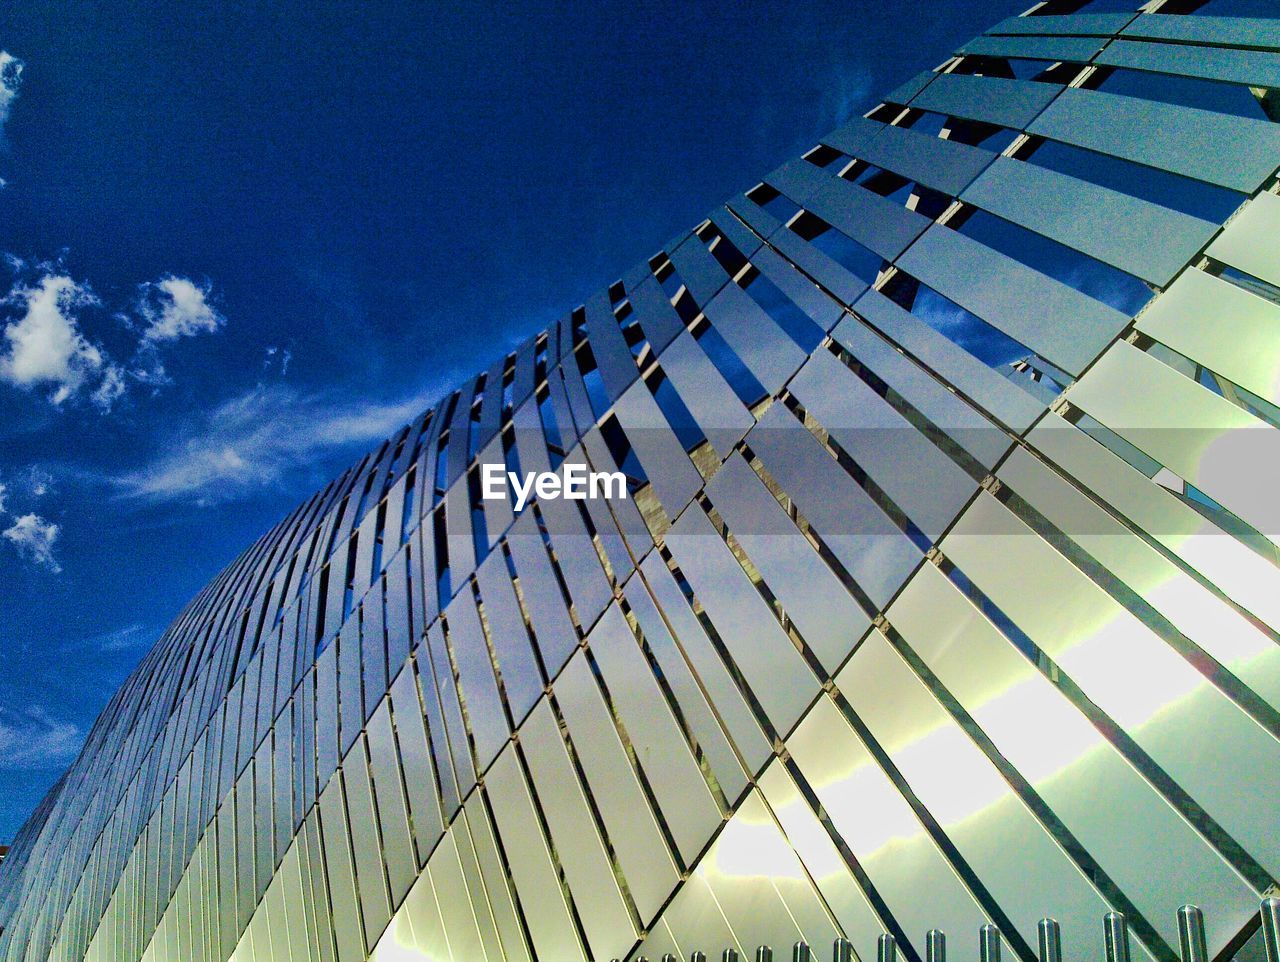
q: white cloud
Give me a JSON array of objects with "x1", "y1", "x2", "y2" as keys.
[
  {"x1": 112, "y1": 382, "x2": 443, "y2": 503},
  {"x1": 0, "y1": 706, "x2": 81, "y2": 771},
  {"x1": 0, "y1": 273, "x2": 121, "y2": 408},
  {"x1": 72, "y1": 622, "x2": 154, "y2": 653},
  {"x1": 2, "y1": 512, "x2": 60, "y2": 572},
  {"x1": 0, "y1": 481, "x2": 7, "y2": 514},
  {"x1": 137, "y1": 275, "x2": 224, "y2": 343},
  {"x1": 0, "y1": 51, "x2": 23, "y2": 130}
]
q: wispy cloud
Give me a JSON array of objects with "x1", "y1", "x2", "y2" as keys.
[
  {"x1": 0, "y1": 706, "x2": 81, "y2": 771},
  {"x1": 2, "y1": 512, "x2": 60, "y2": 572},
  {"x1": 71, "y1": 622, "x2": 156, "y2": 653},
  {"x1": 112, "y1": 381, "x2": 443, "y2": 503}
]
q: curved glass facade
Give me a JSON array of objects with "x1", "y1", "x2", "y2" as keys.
[{"x1": 4, "y1": 5, "x2": 1280, "y2": 962}]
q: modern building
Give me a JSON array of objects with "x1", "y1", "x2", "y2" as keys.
[{"x1": 4, "y1": 3, "x2": 1280, "y2": 962}]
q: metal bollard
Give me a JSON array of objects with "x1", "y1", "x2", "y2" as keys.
[
  {"x1": 833, "y1": 937, "x2": 855, "y2": 962},
  {"x1": 878, "y1": 933, "x2": 897, "y2": 962},
  {"x1": 1177, "y1": 906, "x2": 1207, "y2": 962},
  {"x1": 980, "y1": 924, "x2": 1001, "y2": 962},
  {"x1": 1261, "y1": 898, "x2": 1280, "y2": 962},
  {"x1": 792, "y1": 942, "x2": 813, "y2": 962},
  {"x1": 663, "y1": 956, "x2": 677, "y2": 962},
  {"x1": 723, "y1": 950, "x2": 740, "y2": 962},
  {"x1": 1104, "y1": 912, "x2": 1130, "y2": 962},
  {"x1": 1038, "y1": 919, "x2": 1062, "y2": 962},
  {"x1": 691, "y1": 953, "x2": 707, "y2": 962},
  {"x1": 757, "y1": 946, "x2": 774, "y2": 962},
  {"x1": 927, "y1": 929, "x2": 946, "y2": 962}
]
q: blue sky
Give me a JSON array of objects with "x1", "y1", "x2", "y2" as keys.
[{"x1": 0, "y1": 0, "x2": 1025, "y2": 841}]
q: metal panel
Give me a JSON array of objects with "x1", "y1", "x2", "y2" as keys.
[
  {"x1": 504, "y1": 511, "x2": 578, "y2": 679},
  {"x1": 986, "y1": 13, "x2": 1134, "y2": 37},
  {"x1": 852, "y1": 287, "x2": 1044, "y2": 433},
  {"x1": 622, "y1": 572, "x2": 752, "y2": 805},
  {"x1": 1121, "y1": 14, "x2": 1280, "y2": 52},
  {"x1": 788, "y1": 347, "x2": 978, "y2": 541},
  {"x1": 666, "y1": 506, "x2": 819, "y2": 736},
  {"x1": 910, "y1": 73, "x2": 1058, "y2": 130},
  {"x1": 474, "y1": 549, "x2": 544, "y2": 724},
  {"x1": 654, "y1": 331, "x2": 755, "y2": 459},
  {"x1": 551, "y1": 651, "x2": 679, "y2": 922},
  {"x1": 887, "y1": 562, "x2": 1258, "y2": 952},
  {"x1": 611, "y1": 377, "x2": 704, "y2": 516},
  {"x1": 1067, "y1": 340, "x2": 1280, "y2": 541},
  {"x1": 518, "y1": 701, "x2": 637, "y2": 959},
  {"x1": 670, "y1": 232, "x2": 732, "y2": 307},
  {"x1": 859, "y1": 120, "x2": 996, "y2": 196},
  {"x1": 1029, "y1": 86, "x2": 1280, "y2": 192},
  {"x1": 787, "y1": 696, "x2": 991, "y2": 959},
  {"x1": 943, "y1": 491, "x2": 1280, "y2": 882},
  {"x1": 706, "y1": 454, "x2": 871, "y2": 673},
  {"x1": 897, "y1": 225, "x2": 1131, "y2": 377},
  {"x1": 583, "y1": 288, "x2": 640, "y2": 403},
  {"x1": 749, "y1": 243, "x2": 845, "y2": 333},
  {"x1": 757, "y1": 761, "x2": 885, "y2": 957},
  {"x1": 484, "y1": 745, "x2": 587, "y2": 962},
  {"x1": 1137, "y1": 268, "x2": 1280, "y2": 408},
  {"x1": 587, "y1": 604, "x2": 723, "y2": 861},
  {"x1": 441, "y1": 590, "x2": 508, "y2": 770},
  {"x1": 746, "y1": 403, "x2": 922, "y2": 610},
  {"x1": 839, "y1": 630, "x2": 1120, "y2": 962},
  {"x1": 1097, "y1": 40, "x2": 1280, "y2": 90},
  {"x1": 958, "y1": 33, "x2": 1104, "y2": 62},
  {"x1": 1207, "y1": 190, "x2": 1280, "y2": 289},
  {"x1": 701, "y1": 281, "x2": 810, "y2": 395},
  {"x1": 831, "y1": 315, "x2": 1014, "y2": 469},
  {"x1": 769, "y1": 158, "x2": 931, "y2": 262},
  {"x1": 997, "y1": 444, "x2": 1280, "y2": 718}
]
